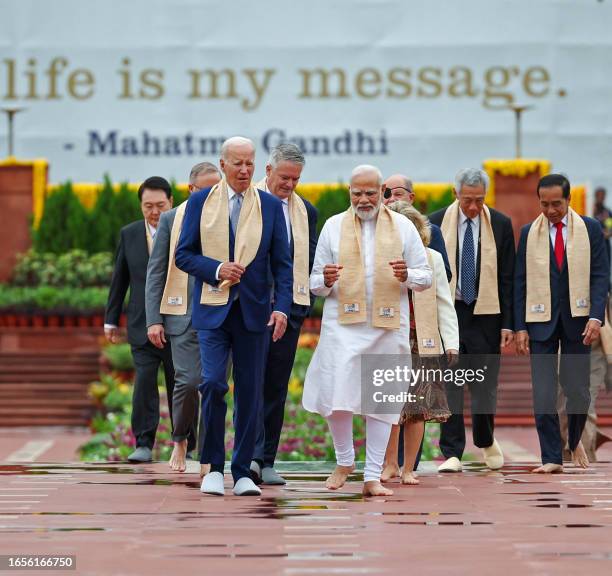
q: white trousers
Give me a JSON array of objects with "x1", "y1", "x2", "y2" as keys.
[{"x1": 326, "y1": 411, "x2": 392, "y2": 483}]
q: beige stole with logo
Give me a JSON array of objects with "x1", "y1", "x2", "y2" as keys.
[
  {"x1": 199, "y1": 179, "x2": 262, "y2": 306},
  {"x1": 525, "y1": 208, "x2": 590, "y2": 322},
  {"x1": 440, "y1": 200, "x2": 500, "y2": 314},
  {"x1": 160, "y1": 202, "x2": 189, "y2": 315},
  {"x1": 337, "y1": 205, "x2": 403, "y2": 329}
]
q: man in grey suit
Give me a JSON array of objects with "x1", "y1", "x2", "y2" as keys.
[{"x1": 145, "y1": 162, "x2": 222, "y2": 475}]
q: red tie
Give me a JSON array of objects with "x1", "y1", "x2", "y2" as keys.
[{"x1": 554, "y1": 222, "x2": 564, "y2": 269}]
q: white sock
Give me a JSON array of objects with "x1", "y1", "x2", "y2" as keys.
[
  {"x1": 364, "y1": 416, "x2": 392, "y2": 483},
  {"x1": 326, "y1": 411, "x2": 355, "y2": 467}
]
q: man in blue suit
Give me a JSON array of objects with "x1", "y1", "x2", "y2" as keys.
[
  {"x1": 515, "y1": 174, "x2": 609, "y2": 473},
  {"x1": 175, "y1": 136, "x2": 293, "y2": 496}
]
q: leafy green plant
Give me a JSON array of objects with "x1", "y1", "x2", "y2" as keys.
[
  {"x1": 34, "y1": 181, "x2": 90, "y2": 253},
  {"x1": 11, "y1": 250, "x2": 113, "y2": 288},
  {"x1": 102, "y1": 343, "x2": 134, "y2": 372},
  {"x1": 314, "y1": 185, "x2": 350, "y2": 234}
]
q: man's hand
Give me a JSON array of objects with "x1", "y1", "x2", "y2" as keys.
[
  {"x1": 148, "y1": 324, "x2": 166, "y2": 349},
  {"x1": 323, "y1": 264, "x2": 343, "y2": 287},
  {"x1": 515, "y1": 330, "x2": 530, "y2": 355},
  {"x1": 582, "y1": 319, "x2": 601, "y2": 346},
  {"x1": 219, "y1": 262, "x2": 245, "y2": 283},
  {"x1": 104, "y1": 326, "x2": 119, "y2": 344},
  {"x1": 389, "y1": 260, "x2": 408, "y2": 283},
  {"x1": 446, "y1": 348, "x2": 459, "y2": 367},
  {"x1": 500, "y1": 329, "x2": 514, "y2": 348},
  {"x1": 267, "y1": 311, "x2": 287, "y2": 342}
]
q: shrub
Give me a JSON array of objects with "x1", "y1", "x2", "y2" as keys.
[
  {"x1": 314, "y1": 185, "x2": 350, "y2": 234},
  {"x1": 34, "y1": 182, "x2": 90, "y2": 253},
  {"x1": 102, "y1": 343, "x2": 134, "y2": 372},
  {"x1": 11, "y1": 250, "x2": 113, "y2": 288}
]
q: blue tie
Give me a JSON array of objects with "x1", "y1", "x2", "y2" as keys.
[
  {"x1": 230, "y1": 194, "x2": 242, "y2": 235},
  {"x1": 461, "y1": 219, "x2": 476, "y2": 305}
]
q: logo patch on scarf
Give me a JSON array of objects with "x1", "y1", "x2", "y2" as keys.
[
  {"x1": 422, "y1": 338, "x2": 436, "y2": 348},
  {"x1": 344, "y1": 303, "x2": 360, "y2": 313},
  {"x1": 576, "y1": 298, "x2": 589, "y2": 309},
  {"x1": 167, "y1": 296, "x2": 183, "y2": 306},
  {"x1": 530, "y1": 304, "x2": 545, "y2": 314},
  {"x1": 297, "y1": 285, "x2": 308, "y2": 295},
  {"x1": 207, "y1": 285, "x2": 222, "y2": 294},
  {"x1": 378, "y1": 307, "x2": 395, "y2": 318}
]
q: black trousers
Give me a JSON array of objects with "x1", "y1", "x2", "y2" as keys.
[
  {"x1": 439, "y1": 301, "x2": 501, "y2": 459},
  {"x1": 130, "y1": 340, "x2": 175, "y2": 450},
  {"x1": 530, "y1": 321, "x2": 590, "y2": 465},
  {"x1": 253, "y1": 318, "x2": 303, "y2": 468}
]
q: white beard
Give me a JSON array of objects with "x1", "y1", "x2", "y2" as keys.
[{"x1": 352, "y1": 203, "x2": 380, "y2": 221}]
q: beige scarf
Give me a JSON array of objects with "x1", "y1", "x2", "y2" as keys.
[
  {"x1": 160, "y1": 202, "x2": 189, "y2": 315},
  {"x1": 199, "y1": 178, "x2": 262, "y2": 305},
  {"x1": 145, "y1": 222, "x2": 154, "y2": 255},
  {"x1": 337, "y1": 204, "x2": 403, "y2": 329},
  {"x1": 525, "y1": 208, "x2": 590, "y2": 322},
  {"x1": 256, "y1": 177, "x2": 310, "y2": 305},
  {"x1": 440, "y1": 200, "x2": 499, "y2": 314},
  {"x1": 413, "y1": 249, "x2": 441, "y2": 354}
]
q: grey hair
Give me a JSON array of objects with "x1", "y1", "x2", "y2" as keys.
[
  {"x1": 268, "y1": 143, "x2": 305, "y2": 168},
  {"x1": 388, "y1": 201, "x2": 431, "y2": 246},
  {"x1": 220, "y1": 136, "x2": 255, "y2": 159},
  {"x1": 454, "y1": 168, "x2": 489, "y2": 194},
  {"x1": 351, "y1": 164, "x2": 383, "y2": 186},
  {"x1": 189, "y1": 161, "x2": 220, "y2": 185}
]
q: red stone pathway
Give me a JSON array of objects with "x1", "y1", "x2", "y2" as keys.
[{"x1": 0, "y1": 457, "x2": 611, "y2": 575}]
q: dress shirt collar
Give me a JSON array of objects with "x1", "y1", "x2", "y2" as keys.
[
  {"x1": 459, "y1": 208, "x2": 480, "y2": 227},
  {"x1": 146, "y1": 221, "x2": 157, "y2": 237},
  {"x1": 549, "y1": 214, "x2": 568, "y2": 229}
]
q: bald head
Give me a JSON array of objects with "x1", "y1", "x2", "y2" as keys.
[
  {"x1": 382, "y1": 173, "x2": 414, "y2": 205},
  {"x1": 220, "y1": 136, "x2": 255, "y2": 193}
]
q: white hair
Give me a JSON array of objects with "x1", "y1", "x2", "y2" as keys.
[
  {"x1": 268, "y1": 143, "x2": 305, "y2": 168},
  {"x1": 350, "y1": 164, "x2": 383, "y2": 186},
  {"x1": 221, "y1": 136, "x2": 255, "y2": 159},
  {"x1": 454, "y1": 168, "x2": 489, "y2": 194}
]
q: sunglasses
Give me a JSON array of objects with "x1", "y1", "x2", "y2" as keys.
[{"x1": 383, "y1": 186, "x2": 412, "y2": 199}]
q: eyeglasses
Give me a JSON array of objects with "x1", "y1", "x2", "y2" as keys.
[{"x1": 383, "y1": 186, "x2": 412, "y2": 199}]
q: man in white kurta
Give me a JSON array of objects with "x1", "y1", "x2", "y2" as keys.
[{"x1": 303, "y1": 164, "x2": 431, "y2": 496}]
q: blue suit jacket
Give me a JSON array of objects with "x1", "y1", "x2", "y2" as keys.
[
  {"x1": 429, "y1": 223, "x2": 452, "y2": 282},
  {"x1": 514, "y1": 215, "x2": 609, "y2": 342},
  {"x1": 175, "y1": 186, "x2": 294, "y2": 333}
]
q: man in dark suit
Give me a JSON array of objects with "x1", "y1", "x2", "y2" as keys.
[
  {"x1": 145, "y1": 162, "x2": 221, "y2": 475},
  {"x1": 175, "y1": 137, "x2": 293, "y2": 497},
  {"x1": 105, "y1": 176, "x2": 175, "y2": 463},
  {"x1": 429, "y1": 168, "x2": 515, "y2": 473},
  {"x1": 250, "y1": 143, "x2": 318, "y2": 486},
  {"x1": 515, "y1": 173, "x2": 609, "y2": 472}
]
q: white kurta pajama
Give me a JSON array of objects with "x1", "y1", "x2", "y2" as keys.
[{"x1": 303, "y1": 211, "x2": 432, "y2": 426}]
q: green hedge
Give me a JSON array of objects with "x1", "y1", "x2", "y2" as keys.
[{"x1": 0, "y1": 285, "x2": 108, "y2": 313}]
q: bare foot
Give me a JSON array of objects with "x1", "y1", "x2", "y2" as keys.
[
  {"x1": 400, "y1": 471, "x2": 420, "y2": 485},
  {"x1": 169, "y1": 439, "x2": 188, "y2": 472},
  {"x1": 532, "y1": 463, "x2": 564, "y2": 474},
  {"x1": 325, "y1": 464, "x2": 355, "y2": 490},
  {"x1": 571, "y1": 442, "x2": 589, "y2": 469},
  {"x1": 363, "y1": 481, "x2": 394, "y2": 496},
  {"x1": 200, "y1": 463, "x2": 211, "y2": 478},
  {"x1": 380, "y1": 462, "x2": 401, "y2": 483}
]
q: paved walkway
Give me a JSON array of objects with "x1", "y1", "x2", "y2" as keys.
[{"x1": 1, "y1": 455, "x2": 612, "y2": 575}]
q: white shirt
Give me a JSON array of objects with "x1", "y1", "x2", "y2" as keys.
[
  {"x1": 549, "y1": 214, "x2": 568, "y2": 249},
  {"x1": 456, "y1": 210, "x2": 480, "y2": 299},
  {"x1": 147, "y1": 221, "x2": 157, "y2": 239},
  {"x1": 262, "y1": 179, "x2": 291, "y2": 244}
]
